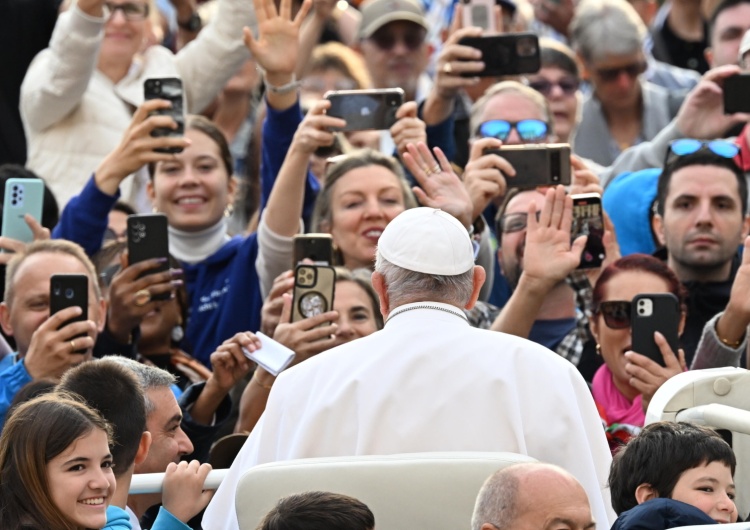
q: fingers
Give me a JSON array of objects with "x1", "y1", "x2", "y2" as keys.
[
  {"x1": 742, "y1": 235, "x2": 750, "y2": 266},
  {"x1": 395, "y1": 101, "x2": 418, "y2": 119},
  {"x1": 653, "y1": 331, "x2": 681, "y2": 368},
  {"x1": 24, "y1": 214, "x2": 50, "y2": 241},
  {"x1": 279, "y1": 292, "x2": 293, "y2": 324},
  {"x1": 242, "y1": 26, "x2": 256, "y2": 50}
]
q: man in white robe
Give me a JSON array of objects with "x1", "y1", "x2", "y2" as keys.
[{"x1": 203, "y1": 206, "x2": 615, "y2": 530}]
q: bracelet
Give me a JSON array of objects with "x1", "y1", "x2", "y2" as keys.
[
  {"x1": 252, "y1": 370, "x2": 274, "y2": 390},
  {"x1": 263, "y1": 73, "x2": 302, "y2": 95},
  {"x1": 715, "y1": 321, "x2": 744, "y2": 349}
]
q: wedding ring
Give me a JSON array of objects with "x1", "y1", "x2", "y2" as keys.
[
  {"x1": 443, "y1": 62, "x2": 452, "y2": 74},
  {"x1": 70, "y1": 340, "x2": 76, "y2": 352},
  {"x1": 422, "y1": 165, "x2": 432, "y2": 175},
  {"x1": 134, "y1": 289, "x2": 151, "y2": 307},
  {"x1": 431, "y1": 164, "x2": 441, "y2": 174}
]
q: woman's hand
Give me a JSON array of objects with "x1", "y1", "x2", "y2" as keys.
[
  {"x1": 260, "y1": 270, "x2": 295, "y2": 336},
  {"x1": 569, "y1": 155, "x2": 603, "y2": 196},
  {"x1": 95, "y1": 100, "x2": 190, "y2": 195},
  {"x1": 289, "y1": 99, "x2": 346, "y2": 155},
  {"x1": 389, "y1": 101, "x2": 427, "y2": 161},
  {"x1": 0, "y1": 214, "x2": 50, "y2": 265},
  {"x1": 625, "y1": 331, "x2": 687, "y2": 412},
  {"x1": 273, "y1": 293, "x2": 339, "y2": 366},
  {"x1": 403, "y1": 142, "x2": 474, "y2": 229},
  {"x1": 208, "y1": 332, "x2": 258, "y2": 391},
  {"x1": 463, "y1": 137, "x2": 515, "y2": 220}
]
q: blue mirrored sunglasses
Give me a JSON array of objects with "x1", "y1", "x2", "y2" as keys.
[
  {"x1": 477, "y1": 119, "x2": 549, "y2": 143},
  {"x1": 665, "y1": 138, "x2": 741, "y2": 167}
]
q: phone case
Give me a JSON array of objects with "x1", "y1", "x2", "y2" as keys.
[
  {"x1": 723, "y1": 75, "x2": 750, "y2": 114},
  {"x1": 50, "y1": 274, "x2": 89, "y2": 352},
  {"x1": 457, "y1": 33, "x2": 540, "y2": 77},
  {"x1": 486, "y1": 144, "x2": 572, "y2": 188},
  {"x1": 292, "y1": 265, "x2": 336, "y2": 323},
  {"x1": 631, "y1": 293, "x2": 680, "y2": 367},
  {"x1": 571, "y1": 193, "x2": 605, "y2": 270},
  {"x1": 127, "y1": 214, "x2": 170, "y2": 301},
  {"x1": 1, "y1": 178, "x2": 44, "y2": 245},
  {"x1": 462, "y1": 0, "x2": 497, "y2": 32},
  {"x1": 293, "y1": 234, "x2": 334, "y2": 266},
  {"x1": 324, "y1": 88, "x2": 404, "y2": 131},
  {"x1": 144, "y1": 77, "x2": 185, "y2": 153}
]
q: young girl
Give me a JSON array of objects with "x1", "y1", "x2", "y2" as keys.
[{"x1": 0, "y1": 393, "x2": 115, "y2": 530}]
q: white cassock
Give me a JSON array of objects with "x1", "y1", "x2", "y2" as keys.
[{"x1": 203, "y1": 303, "x2": 615, "y2": 529}]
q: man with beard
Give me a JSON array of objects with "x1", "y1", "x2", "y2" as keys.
[{"x1": 652, "y1": 141, "x2": 749, "y2": 365}]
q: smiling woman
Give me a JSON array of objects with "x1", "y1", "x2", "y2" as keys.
[{"x1": 0, "y1": 393, "x2": 115, "y2": 530}]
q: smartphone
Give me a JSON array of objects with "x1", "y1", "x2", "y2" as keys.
[
  {"x1": 571, "y1": 193, "x2": 605, "y2": 270},
  {"x1": 631, "y1": 293, "x2": 681, "y2": 367},
  {"x1": 324, "y1": 88, "x2": 404, "y2": 131},
  {"x1": 143, "y1": 77, "x2": 185, "y2": 153},
  {"x1": 457, "y1": 33, "x2": 540, "y2": 77},
  {"x1": 1, "y1": 178, "x2": 44, "y2": 246},
  {"x1": 293, "y1": 234, "x2": 334, "y2": 266},
  {"x1": 127, "y1": 214, "x2": 170, "y2": 301},
  {"x1": 723, "y1": 74, "x2": 750, "y2": 114},
  {"x1": 462, "y1": 0, "x2": 497, "y2": 32},
  {"x1": 292, "y1": 264, "x2": 336, "y2": 323},
  {"x1": 484, "y1": 144, "x2": 572, "y2": 188},
  {"x1": 50, "y1": 274, "x2": 89, "y2": 353}
]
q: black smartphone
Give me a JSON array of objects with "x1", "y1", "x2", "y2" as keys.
[
  {"x1": 293, "y1": 234, "x2": 334, "y2": 266},
  {"x1": 457, "y1": 33, "x2": 540, "y2": 77},
  {"x1": 571, "y1": 193, "x2": 605, "y2": 270},
  {"x1": 324, "y1": 88, "x2": 404, "y2": 131},
  {"x1": 631, "y1": 293, "x2": 681, "y2": 367},
  {"x1": 50, "y1": 274, "x2": 89, "y2": 353},
  {"x1": 144, "y1": 77, "x2": 185, "y2": 153},
  {"x1": 127, "y1": 213, "x2": 170, "y2": 301},
  {"x1": 292, "y1": 264, "x2": 336, "y2": 323},
  {"x1": 724, "y1": 74, "x2": 750, "y2": 114},
  {"x1": 484, "y1": 144, "x2": 572, "y2": 188}
]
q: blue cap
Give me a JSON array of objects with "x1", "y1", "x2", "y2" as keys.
[{"x1": 602, "y1": 168, "x2": 660, "y2": 257}]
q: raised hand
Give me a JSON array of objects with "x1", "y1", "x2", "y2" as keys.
[
  {"x1": 289, "y1": 99, "x2": 346, "y2": 155},
  {"x1": 162, "y1": 460, "x2": 214, "y2": 522},
  {"x1": 389, "y1": 102, "x2": 427, "y2": 160},
  {"x1": 463, "y1": 137, "x2": 516, "y2": 219}
]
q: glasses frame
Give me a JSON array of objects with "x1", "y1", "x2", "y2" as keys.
[
  {"x1": 104, "y1": 1, "x2": 150, "y2": 21},
  {"x1": 477, "y1": 119, "x2": 549, "y2": 143},
  {"x1": 596, "y1": 300, "x2": 631, "y2": 330},
  {"x1": 527, "y1": 77, "x2": 580, "y2": 97},
  {"x1": 664, "y1": 138, "x2": 742, "y2": 169},
  {"x1": 367, "y1": 26, "x2": 427, "y2": 51},
  {"x1": 593, "y1": 61, "x2": 647, "y2": 83}
]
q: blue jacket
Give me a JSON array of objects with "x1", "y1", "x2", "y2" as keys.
[
  {"x1": 105, "y1": 505, "x2": 191, "y2": 530},
  {"x1": 611, "y1": 499, "x2": 717, "y2": 530},
  {"x1": 0, "y1": 354, "x2": 31, "y2": 431}
]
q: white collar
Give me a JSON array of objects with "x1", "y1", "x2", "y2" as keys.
[
  {"x1": 385, "y1": 301, "x2": 468, "y2": 325},
  {"x1": 168, "y1": 218, "x2": 230, "y2": 264}
]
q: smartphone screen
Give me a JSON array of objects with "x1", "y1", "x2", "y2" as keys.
[
  {"x1": 325, "y1": 89, "x2": 404, "y2": 131},
  {"x1": 144, "y1": 77, "x2": 185, "y2": 153},
  {"x1": 571, "y1": 193, "x2": 605, "y2": 269},
  {"x1": 127, "y1": 214, "x2": 170, "y2": 301},
  {"x1": 50, "y1": 274, "x2": 89, "y2": 352}
]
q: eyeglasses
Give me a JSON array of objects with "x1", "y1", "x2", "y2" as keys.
[
  {"x1": 105, "y1": 1, "x2": 149, "y2": 21},
  {"x1": 594, "y1": 62, "x2": 646, "y2": 83},
  {"x1": 368, "y1": 27, "x2": 426, "y2": 51},
  {"x1": 528, "y1": 77, "x2": 580, "y2": 97},
  {"x1": 477, "y1": 119, "x2": 549, "y2": 143},
  {"x1": 596, "y1": 300, "x2": 631, "y2": 329},
  {"x1": 664, "y1": 138, "x2": 741, "y2": 168},
  {"x1": 498, "y1": 211, "x2": 541, "y2": 234}
]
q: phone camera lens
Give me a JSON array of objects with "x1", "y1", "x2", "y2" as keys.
[
  {"x1": 638, "y1": 308, "x2": 645, "y2": 315},
  {"x1": 65, "y1": 288, "x2": 75, "y2": 299},
  {"x1": 53, "y1": 286, "x2": 61, "y2": 296}
]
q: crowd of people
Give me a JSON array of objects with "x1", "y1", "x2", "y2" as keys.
[{"x1": 1, "y1": 0, "x2": 750, "y2": 525}]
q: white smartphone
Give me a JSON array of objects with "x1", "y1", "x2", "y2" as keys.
[
  {"x1": 242, "y1": 332, "x2": 296, "y2": 377},
  {"x1": 462, "y1": 0, "x2": 497, "y2": 33}
]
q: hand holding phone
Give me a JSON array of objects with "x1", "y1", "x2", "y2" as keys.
[
  {"x1": 457, "y1": 33, "x2": 540, "y2": 76},
  {"x1": 571, "y1": 193, "x2": 604, "y2": 269},
  {"x1": 1, "y1": 178, "x2": 45, "y2": 248},
  {"x1": 50, "y1": 274, "x2": 89, "y2": 353},
  {"x1": 630, "y1": 293, "x2": 681, "y2": 367},
  {"x1": 484, "y1": 144, "x2": 572, "y2": 188},
  {"x1": 292, "y1": 264, "x2": 336, "y2": 323}
]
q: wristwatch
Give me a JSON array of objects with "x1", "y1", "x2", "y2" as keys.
[{"x1": 177, "y1": 12, "x2": 202, "y2": 32}]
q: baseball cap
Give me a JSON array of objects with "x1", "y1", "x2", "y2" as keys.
[
  {"x1": 377, "y1": 208, "x2": 475, "y2": 275},
  {"x1": 357, "y1": 0, "x2": 428, "y2": 40}
]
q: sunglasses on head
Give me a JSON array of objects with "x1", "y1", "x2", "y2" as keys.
[
  {"x1": 664, "y1": 138, "x2": 741, "y2": 168},
  {"x1": 477, "y1": 119, "x2": 549, "y2": 143},
  {"x1": 594, "y1": 62, "x2": 646, "y2": 83},
  {"x1": 368, "y1": 27, "x2": 426, "y2": 51},
  {"x1": 528, "y1": 77, "x2": 580, "y2": 97},
  {"x1": 596, "y1": 300, "x2": 631, "y2": 330}
]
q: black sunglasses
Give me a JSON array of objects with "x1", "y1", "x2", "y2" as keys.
[
  {"x1": 596, "y1": 300, "x2": 631, "y2": 330},
  {"x1": 528, "y1": 77, "x2": 580, "y2": 97},
  {"x1": 594, "y1": 62, "x2": 646, "y2": 83}
]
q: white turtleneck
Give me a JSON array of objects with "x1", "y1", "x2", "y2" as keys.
[{"x1": 168, "y1": 218, "x2": 231, "y2": 264}]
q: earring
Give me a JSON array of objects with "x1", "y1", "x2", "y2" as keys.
[
  {"x1": 224, "y1": 204, "x2": 234, "y2": 218},
  {"x1": 595, "y1": 343, "x2": 601, "y2": 356},
  {"x1": 171, "y1": 324, "x2": 184, "y2": 343}
]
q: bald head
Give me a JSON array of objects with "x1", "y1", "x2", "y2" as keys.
[{"x1": 471, "y1": 463, "x2": 595, "y2": 530}]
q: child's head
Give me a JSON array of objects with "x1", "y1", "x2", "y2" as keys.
[{"x1": 609, "y1": 422, "x2": 737, "y2": 523}]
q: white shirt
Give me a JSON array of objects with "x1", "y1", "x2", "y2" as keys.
[{"x1": 203, "y1": 303, "x2": 615, "y2": 529}]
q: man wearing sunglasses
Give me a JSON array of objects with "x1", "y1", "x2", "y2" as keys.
[
  {"x1": 570, "y1": 0, "x2": 677, "y2": 168},
  {"x1": 652, "y1": 139, "x2": 750, "y2": 365}
]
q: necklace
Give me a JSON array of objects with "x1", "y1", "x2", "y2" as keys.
[{"x1": 385, "y1": 304, "x2": 469, "y2": 325}]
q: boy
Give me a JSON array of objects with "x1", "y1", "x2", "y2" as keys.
[{"x1": 609, "y1": 421, "x2": 738, "y2": 527}]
